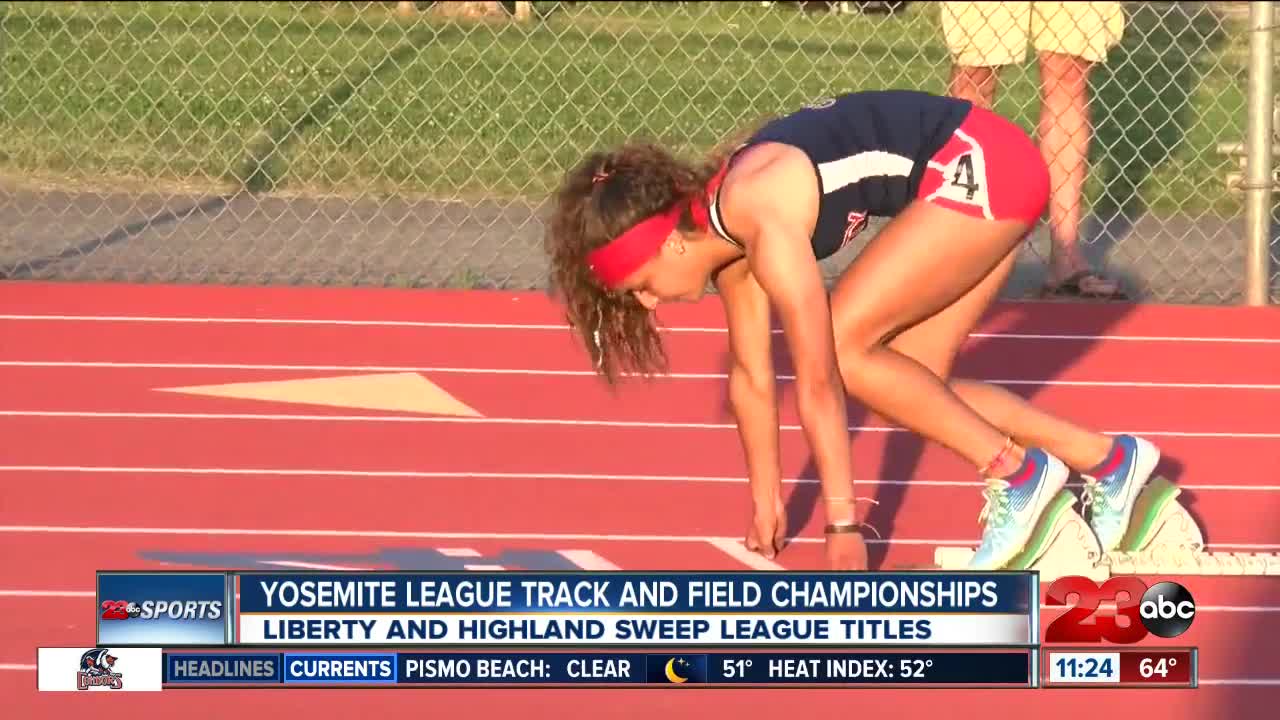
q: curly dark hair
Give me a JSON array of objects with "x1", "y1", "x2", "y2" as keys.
[{"x1": 543, "y1": 141, "x2": 726, "y2": 385}]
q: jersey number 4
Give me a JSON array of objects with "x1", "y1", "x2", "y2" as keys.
[{"x1": 950, "y1": 154, "x2": 980, "y2": 201}]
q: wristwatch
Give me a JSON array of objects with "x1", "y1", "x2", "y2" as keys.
[{"x1": 823, "y1": 521, "x2": 865, "y2": 535}]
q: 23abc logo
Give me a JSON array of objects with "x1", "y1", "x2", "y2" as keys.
[
  {"x1": 100, "y1": 601, "x2": 143, "y2": 620},
  {"x1": 1044, "y1": 576, "x2": 1196, "y2": 644}
]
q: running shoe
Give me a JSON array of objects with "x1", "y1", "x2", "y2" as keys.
[
  {"x1": 967, "y1": 448, "x2": 1071, "y2": 570},
  {"x1": 1080, "y1": 435, "x2": 1161, "y2": 551}
]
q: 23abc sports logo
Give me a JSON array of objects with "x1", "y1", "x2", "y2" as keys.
[
  {"x1": 1045, "y1": 576, "x2": 1197, "y2": 644},
  {"x1": 100, "y1": 598, "x2": 223, "y2": 621}
]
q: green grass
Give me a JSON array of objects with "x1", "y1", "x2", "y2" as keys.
[{"x1": 0, "y1": 1, "x2": 1248, "y2": 216}]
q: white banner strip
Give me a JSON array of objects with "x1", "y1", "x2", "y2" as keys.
[{"x1": 236, "y1": 613, "x2": 1029, "y2": 646}]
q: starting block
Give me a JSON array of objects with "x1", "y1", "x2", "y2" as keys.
[
  {"x1": 933, "y1": 476, "x2": 1280, "y2": 580},
  {"x1": 1103, "y1": 476, "x2": 1280, "y2": 576},
  {"x1": 934, "y1": 488, "x2": 1106, "y2": 582}
]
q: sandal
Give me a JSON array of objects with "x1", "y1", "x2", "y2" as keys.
[{"x1": 1039, "y1": 270, "x2": 1128, "y2": 300}]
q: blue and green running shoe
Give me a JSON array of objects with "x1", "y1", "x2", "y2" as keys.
[
  {"x1": 1080, "y1": 435, "x2": 1161, "y2": 551},
  {"x1": 967, "y1": 448, "x2": 1070, "y2": 570}
]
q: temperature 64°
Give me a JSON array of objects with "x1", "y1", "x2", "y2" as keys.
[
  {"x1": 723, "y1": 658, "x2": 754, "y2": 678},
  {"x1": 1140, "y1": 657, "x2": 1178, "y2": 678},
  {"x1": 900, "y1": 658, "x2": 934, "y2": 679}
]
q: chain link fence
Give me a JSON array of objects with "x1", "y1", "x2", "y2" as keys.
[{"x1": 0, "y1": 1, "x2": 1272, "y2": 303}]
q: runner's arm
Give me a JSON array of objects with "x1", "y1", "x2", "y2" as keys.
[
  {"x1": 714, "y1": 260, "x2": 783, "y2": 512},
  {"x1": 718, "y1": 149, "x2": 857, "y2": 524}
]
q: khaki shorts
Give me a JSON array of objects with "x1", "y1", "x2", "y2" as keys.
[{"x1": 941, "y1": 1, "x2": 1125, "y2": 66}]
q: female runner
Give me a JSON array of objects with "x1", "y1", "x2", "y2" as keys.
[{"x1": 542, "y1": 89, "x2": 1160, "y2": 570}]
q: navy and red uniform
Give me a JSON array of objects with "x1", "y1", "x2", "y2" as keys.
[{"x1": 706, "y1": 90, "x2": 1050, "y2": 259}]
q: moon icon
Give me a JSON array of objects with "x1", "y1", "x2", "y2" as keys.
[{"x1": 664, "y1": 658, "x2": 688, "y2": 684}]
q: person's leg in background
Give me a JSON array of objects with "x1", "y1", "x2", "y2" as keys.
[
  {"x1": 940, "y1": 2, "x2": 1030, "y2": 108},
  {"x1": 1032, "y1": 1, "x2": 1127, "y2": 299}
]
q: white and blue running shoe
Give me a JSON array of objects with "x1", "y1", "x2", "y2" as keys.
[
  {"x1": 967, "y1": 448, "x2": 1071, "y2": 570},
  {"x1": 1080, "y1": 435, "x2": 1162, "y2": 551}
]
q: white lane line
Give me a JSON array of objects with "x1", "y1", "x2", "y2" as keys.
[
  {"x1": 0, "y1": 465, "x2": 1276, "y2": 492},
  {"x1": 706, "y1": 538, "x2": 786, "y2": 571},
  {"x1": 4, "y1": 313, "x2": 1280, "y2": 344},
  {"x1": 0, "y1": 590, "x2": 95, "y2": 598},
  {"x1": 2, "y1": 409, "x2": 1277, "y2": 439},
  {"x1": 1, "y1": 360, "x2": 1276, "y2": 390},
  {"x1": 556, "y1": 550, "x2": 620, "y2": 571},
  {"x1": 0, "y1": 524, "x2": 1276, "y2": 551},
  {"x1": 259, "y1": 561, "x2": 371, "y2": 571}
]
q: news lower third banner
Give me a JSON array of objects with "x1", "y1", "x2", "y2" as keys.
[
  {"x1": 37, "y1": 647, "x2": 1205, "y2": 691},
  {"x1": 97, "y1": 571, "x2": 1037, "y2": 647},
  {"x1": 161, "y1": 649, "x2": 1034, "y2": 688}
]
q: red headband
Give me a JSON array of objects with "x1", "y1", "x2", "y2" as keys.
[{"x1": 586, "y1": 163, "x2": 728, "y2": 290}]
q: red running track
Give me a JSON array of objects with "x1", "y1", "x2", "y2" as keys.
[{"x1": 1, "y1": 281, "x2": 1279, "y2": 717}]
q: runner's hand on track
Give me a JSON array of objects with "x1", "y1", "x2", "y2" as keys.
[
  {"x1": 744, "y1": 495, "x2": 787, "y2": 560},
  {"x1": 824, "y1": 529, "x2": 868, "y2": 571}
]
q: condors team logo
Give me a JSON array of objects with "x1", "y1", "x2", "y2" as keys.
[{"x1": 77, "y1": 648, "x2": 124, "y2": 690}]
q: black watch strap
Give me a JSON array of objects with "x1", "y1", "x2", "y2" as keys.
[{"x1": 823, "y1": 522, "x2": 864, "y2": 535}]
